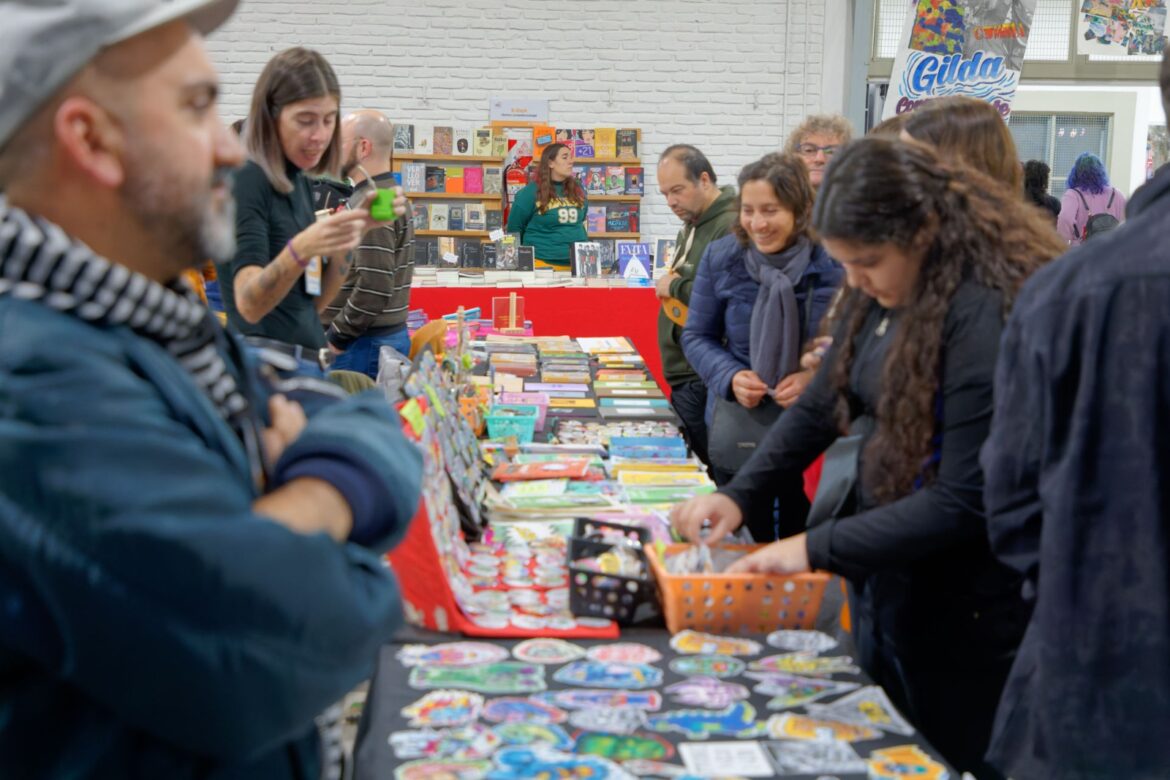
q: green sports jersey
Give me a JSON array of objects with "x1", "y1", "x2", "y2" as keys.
[{"x1": 506, "y1": 180, "x2": 587, "y2": 266}]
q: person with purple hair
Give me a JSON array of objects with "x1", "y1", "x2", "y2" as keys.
[{"x1": 1056, "y1": 152, "x2": 1126, "y2": 246}]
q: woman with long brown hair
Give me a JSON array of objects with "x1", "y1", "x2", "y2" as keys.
[
  {"x1": 671, "y1": 137, "x2": 1067, "y2": 776},
  {"x1": 902, "y1": 96, "x2": 1023, "y2": 189},
  {"x1": 505, "y1": 142, "x2": 588, "y2": 269}
]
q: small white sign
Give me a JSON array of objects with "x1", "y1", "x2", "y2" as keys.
[
  {"x1": 679, "y1": 741, "x2": 774, "y2": 777},
  {"x1": 442, "y1": 252, "x2": 459, "y2": 265},
  {"x1": 489, "y1": 97, "x2": 549, "y2": 123},
  {"x1": 488, "y1": 228, "x2": 506, "y2": 242}
]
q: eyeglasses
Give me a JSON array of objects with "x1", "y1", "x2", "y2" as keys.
[{"x1": 797, "y1": 143, "x2": 840, "y2": 158}]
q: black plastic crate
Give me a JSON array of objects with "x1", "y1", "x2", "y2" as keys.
[{"x1": 567, "y1": 535, "x2": 659, "y2": 625}]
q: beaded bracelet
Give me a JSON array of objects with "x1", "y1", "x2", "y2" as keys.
[{"x1": 286, "y1": 239, "x2": 309, "y2": 269}]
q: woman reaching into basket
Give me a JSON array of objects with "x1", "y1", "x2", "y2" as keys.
[{"x1": 670, "y1": 137, "x2": 1067, "y2": 778}]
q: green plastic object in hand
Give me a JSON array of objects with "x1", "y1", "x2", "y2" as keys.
[{"x1": 369, "y1": 188, "x2": 397, "y2": 221}]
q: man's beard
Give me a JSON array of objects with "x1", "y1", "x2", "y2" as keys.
[
  {"x1": 341, "y1": 146, "x2": 360, "y2": 180},
  {"x1": 122, "y1": 159, "x2": 238, "y2": 270}
]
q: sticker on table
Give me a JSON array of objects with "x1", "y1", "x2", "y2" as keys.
[
  {"x1": 667, "y1": 654, "x2": 746, "y2": 679},
  {"x1": 574, "y1": 731, "x2": 675, "y2": 762},
  {"x1": 553, "y1": 660, "x2": 663, "y2": 689},
  {"x1": 669, "y1": 630, "x2": 762, "y2": 657},
  {"x1": 388, "y1": 723, "x2": 501, "y2": 760},
  {"x1": 409, "y1": 661, "x2": 546, "y2": 694},
  {"x1": 533, "y1": 689, "x2": 662, "y2": 711},
  {"x1": 765, "y1": 629, "x2": 838, "y2": 654},
  {"x1": 512, "y1": 637, "x2": 586, "y2": 665},
  {"x1": 393, "y1": 758, "x2": 491, "y2": 780},
  {"x1": 481, "y1": 696, "x2": 567, "y2": 725},
  {"x1": 492, "y1": 722, "x2": 574, "y2": 751},
  {"x1": 568, "y1": 706, "x2": 646, "y2": 735},
  {"x1": 677, "y1": 740, "x2": 775, "y2": 778},
  {"x1": 645, "y1": 701, "x2": 763, "y2": 740},
  {"x1": 765, "y1": 712, "x2": 879, "y2": 742},
  {"x1": 765, "y1": 738, "x2": 867, "y2": 775},
  {"x1": 586, "y1": 642, "x2": 663, "y2": 665},
  {"x1": 397, "y1": 641, "x2": 509, "y2": 668},
  {"x1": 400, "y1": 690, "x2": 484, "y2": 728},
  {"x1": 620, "y1": 759, "x2": 693, "y2": 777},
  {"x1": 749, "y1": 651, "x2": 860, "y2": 676},
  {"x1": 663, "y1": 676, "x2": 750, "y2": 709},
  {"x1": 806, "y1": 685, "x2": 916, "y2": 735},
  {"x1": 867, "y1": 744, "x2": 951, "y2": 780},
  {"x1": 745, "y1": 671, "x2": 860, "y2": 710},
  {"x1": 487, "y1": 746, "x2": 637, "y2": 780}
]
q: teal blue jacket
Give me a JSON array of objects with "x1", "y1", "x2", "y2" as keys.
[{"x1": 0, "y1": 296, "x2": 421, "y2": 778}]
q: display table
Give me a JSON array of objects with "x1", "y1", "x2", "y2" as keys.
[
  {"x1": 354, "y1": 628, "x2": 956, "y2": 779},
  {"x1": 411, "y1": 286, "x2": 667, "y2": 393}
]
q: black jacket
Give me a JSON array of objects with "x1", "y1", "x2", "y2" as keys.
[{"x1": 982, "y1": 165, "x2": 1170, "y2": 779}]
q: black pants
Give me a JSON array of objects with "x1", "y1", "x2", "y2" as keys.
[{"x1": 669, "y1": 379, "x2": 709, "y2": 466}]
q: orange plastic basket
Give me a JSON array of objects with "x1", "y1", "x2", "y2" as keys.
[{"x1": 645, "y1": 543, "x2": 831, "y2": 635}]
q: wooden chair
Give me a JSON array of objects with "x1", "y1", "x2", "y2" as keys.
[{"x1": 409, "y1": 319, "x2": 448, "y2": 360}]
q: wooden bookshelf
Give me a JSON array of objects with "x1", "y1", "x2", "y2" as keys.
[
  {"x1": 396, "y1": 153, "x2": 505, "y2": 164},
  {"x1": 590, "y1": 231, "x2": 641, "y2": 239},
  {"x1": 416, "y1": 229, "x2": 490, "y2": 238},
  {"x1": 588, "y1": 195, "x2": 641, "y2": 203},
  {"x1": 407, "y1": 192, "x2": 503, "y2": 200},
  {"x1": 578, "y1": 157, "x2": 641, "y2": 165}
]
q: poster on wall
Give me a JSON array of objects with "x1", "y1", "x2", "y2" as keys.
[
  {"x1": 883, "y1": 0, "x2": 1039, "y2": 121},
  {"x1": 1077, "y1": 1, "x2": 1167, "y2": 57}
]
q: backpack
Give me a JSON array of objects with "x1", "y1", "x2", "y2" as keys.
[{"x1": 1075, "y1": 188, "x2": 1120, "y2": 240}]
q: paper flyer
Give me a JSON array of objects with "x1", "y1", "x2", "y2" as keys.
[{"x1": 1077, "y1": 0, "x2": 1167, "y2": 57}]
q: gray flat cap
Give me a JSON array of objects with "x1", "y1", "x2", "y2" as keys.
[{"x1": 0, "y1": 0, "x2": 239, "y2": 148}]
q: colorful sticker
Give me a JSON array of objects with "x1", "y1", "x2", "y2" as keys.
[
  {"x1": 574, "y1": 731, "x2": 675, "y2": 762},
  {"x1": 553, "y1": 660, "x2": 663, "y2": 690},
  {"x1": 396, "y1": 642, "x2": 509, "y2": 667},
  {"x1": 748, "y1": 651, "x2": 860, "y2": 676},
  {"x1": 766, "y1": 738, "x2": 867, "y2": 775},
  {"x1": 533, "y1": 689, "x2": 663, "y2": 711},
  {"x1": 393, "y1": 758, "x2": 491, "y2": 780},
  {"x1": 669, "y1": 630, "x2": 762, "y2": 657},
  {"x1": 663, "y1": 676, "x2": 750, "y2": 709},
  {"x1": 492, "y1": 722, "x2": 574, "y2": 751},
  {"x1": 568, "y1": 707, "x2": 646, "y2": 735},
  {"x1": 400, "y1": 690, "x2": 484, "y2": 728},
  {"x1": 765, "y1": 629, "x2": 838, "y2": 654},
  {"x1": 409, "y1": 662, "x2": 546, "y2": 694},
  {"x1": 806, "y1": 685, "x2": 916, "y2": 735},
  {"x1": 586, "y1": 642, "x2": 663, "y2": 665},
  {"x1": 388, "y1": 723, "x2": 501, "y2": 760},
  {"x1": 765, "y1": 713, "x2": 879, "y2": 742},
  {"x1": 487, "y1": 746, "x2": 636, "y2": 780},
  {"x1": 867, "y1": 744, "x2": 951, "y2": 780},
  {"x1": 744, "y1": 671, "x2": 860, "y2": 710},
  {"x1": 645, "y1": 701, "x2": 764, "y2": 739},
  {"x1": 667, "y1": 655, "x2": 746, "y2": 678},
  {"x1": 511, "y1": 637, "x2": 586, "y2": 665},
  {"x1": 481, "y1": 697, "x2": 567, "y2": 724}
]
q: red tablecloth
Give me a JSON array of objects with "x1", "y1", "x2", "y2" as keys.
[{"x1": 411, "y1": 286, "x2": 668, "y2": 392}]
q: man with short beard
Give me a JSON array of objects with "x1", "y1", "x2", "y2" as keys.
[
  {"x1": 321, "y1": 110, "x2": 415, "y2": 377},
  {"x1": 0, "y1": 1, "x2": 422, "y2": 777}
]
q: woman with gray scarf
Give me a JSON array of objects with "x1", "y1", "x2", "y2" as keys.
[{"x1": 681, "y1": 152, "x2": 842, "y2": 541}]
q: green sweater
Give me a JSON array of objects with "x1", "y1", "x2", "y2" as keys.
[
  {"x1": 506, "y1": 180, "x2": 587, "y2": 266},
  {"x1": 658, "y1": 185, "x2": 738, "y2": 386}
]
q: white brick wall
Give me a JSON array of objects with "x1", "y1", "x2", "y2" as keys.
[{"x1": 206, "y1": 0, "x2": 845, "y2": 240}]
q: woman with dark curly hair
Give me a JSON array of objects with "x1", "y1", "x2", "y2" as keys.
[
  {"x1": 1057, "y1": 151, "x2": 1126, "y2": 245},
  {"x1": 1023, "y1": 159, "x2": 1061, "y2": 223},
  {"x1": 505, "y1": 142, "x2": 588, "y2": 269},
  {"x1": 671, "y1": 137, "x2": 1067, "y2": 777}
]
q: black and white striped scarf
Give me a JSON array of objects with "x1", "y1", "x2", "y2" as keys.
[{"x1": 0, "y1": 196, "x2": 256, "y2": 448}]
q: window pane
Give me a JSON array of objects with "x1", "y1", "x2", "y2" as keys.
[
  {"x1": 1024, "y1": 0, "x2": 1072, "y2": 61},
  {"x1": 1008, "y1": 114, "x2": 1052, "y2": 166},
  {"x1": 1050, "y1": 115, "x2": 1112, "y2": 196},
  {"x1": 875, "y1": 0, "x2": 910, "y2": 60}
]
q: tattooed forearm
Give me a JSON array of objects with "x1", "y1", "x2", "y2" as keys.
[{"x1": 234, "y1": 249, "x2": 304, "y2": 324}]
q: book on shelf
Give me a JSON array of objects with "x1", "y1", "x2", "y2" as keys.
[
  {"x1": 596, "y1": 239, "x2": 618, "y2": 275},
  {"x1": 429, "y1": 203, "x2": 449, "y2": 231},
  {"x1": 414, "y1": 123, "x2": 434, "y2": 154},
  {"x1": 654, "y1": 237, "x2": 677, "y2": 278},
  {"x1": 463, "y1": 167, "x2": 484, "y2": 194},
  {"x1": 485, "y1": 207, "x2": 503, "y2": 232},
  {"x1": 533, "y1": 125, "x2": 556, "y2": 160},
  {"x1": 571, "y1": 241, "x2": 602, "y2": 278},
  {"x1": 625, "y1": 167, "x2": 644, "y2": 195},
  {"x1": 453, "y1": 128, "x2": 473, "y2": 156},
  {"x1": 424, "y1": 166, "x2": 445, "y2": 193},
  {"x1": 393, "y1": 124, "x2": 414, "y2": 152},
  {"x1": 585, "y1": 205, "x2": 607, "y2": 234},
  {"x1": 458, "y1": 239, "x2": 483, "y2": 268},
  {"x1": 411, "y1": 202, "x2": 429, "y2": 231},
  {"x1": 403, "y1": 162, "x2": 426, "y2": 193},
  {"x1": 483, "y1": 166, "x2": 503, "y2": 195},
  {"x1": 438, "y1": 236, "x2": 458, "y2": 264},
  {"x1": 618, "y1": 242, "x2": 652, "y2": 282},
  {"x1": 503, "y1": 127, "x2": 533, "y2": 163},
  {"x1": 616, "y1": 128, "x2": 638, "y2": 159},
  {"x1": 606, "y1": 203, "x2": 639, "y2": 233},
  {"x1": 413, "y1": 237, "x2": 437, "y2": 267},
  {"x1": 574, "y1": 135, "x2": 595, "y2": 159},
  {"x1": 594, "y1": 128, "x2": 616, "y2": 158},
  {"x1": 482, "y1": 243, "x2": 498, "y2": 269},
  {"x1": 495, "y1": 234, "x2": 519, "y2": 270},
  {"x1": 516, "y1": 245, "x2": 535, "y2": 272},
  {"x1": 585, "y1": 166, "x2": 606, "y2": 195},
  {"x1": 444, "y1": 166, "x2": 464, "y2": 194},
  {"x1": 573, "y1": 165, "x2": 588, "y2": 189},
  {"x1": 465, "y1": 203, "x2": 486, "y2": 231},
  {"x1": 433, "y1": 126, "x2": 453, "y2": 155},
  {"x1": 492, "y1": 131, "x2": 508, "y2": 158},
  {"x1": 604, "y1": 166, "x2": 624, "y2": 195},
  {"x1": 449, "y1": 205, "x2": 464, "y2": 231},
  {"x1": 473, "y1": 127, "x2": 494, "y2": 156}
]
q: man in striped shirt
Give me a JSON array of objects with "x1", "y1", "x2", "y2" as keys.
[{"x1": 324, "y1": 110, "x2": 414, "y2": 378}]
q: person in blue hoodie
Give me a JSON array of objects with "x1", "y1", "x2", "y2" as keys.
[
  {"x1": 681, "y1": 152, "x2": 842, "y2": 539},
  {"x1": 0, "y1": 2, "x2": 422, "y2": 777}
]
